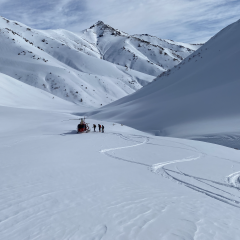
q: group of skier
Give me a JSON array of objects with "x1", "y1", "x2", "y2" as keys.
[{"x1": 93, "y1": 124, "x2": 104, "y2": 133}]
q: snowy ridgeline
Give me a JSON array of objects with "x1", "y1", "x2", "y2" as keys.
[
  {"x1": 0, "y1": 16, "x2": 201, "y2": 107},
  {"x1": 88, "y1": 19, "x2": 240, "y2": 148}
]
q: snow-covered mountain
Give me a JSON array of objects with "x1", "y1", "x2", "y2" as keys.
[
  {"x1": 88, "y1": 19, "x2": 240, "y2": 148},
  {"x1": 0, "y1": 16, "x2": 200, "y2": 107},
  {"x1": 78, "y1": 21, "x2": 201, "y2": 76}
]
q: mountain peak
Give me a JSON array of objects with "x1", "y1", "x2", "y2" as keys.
[
  {"x1": 88, "y1": 20, "x2": 127, "y2": 37},
  {"x1": 89, "y1": 20, "x2": 109, "y2": 29},
  {"x1": 95, "y1": 20, "x2": 105, "y2": 26}
]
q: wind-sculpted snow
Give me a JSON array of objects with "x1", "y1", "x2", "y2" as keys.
[
  {"x1": 0, "y1": 16, "x2": 199, "y2": 108},
  {"x1": 88, "y1": 19, "x2": 240, "y2": 148},
  {"x1": 1, "y1": 103, "x2": 240, "y2": 239}
]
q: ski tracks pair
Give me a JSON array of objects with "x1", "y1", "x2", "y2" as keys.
[{"x1": 100, "y1": 133, "x2": 240, "y2": 208}]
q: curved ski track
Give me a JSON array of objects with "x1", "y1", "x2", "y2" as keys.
[
  {"x1": 101, "y1": 133, "x2": 240, "y2": 208},
  {"x1": 226, "y1": 171, "x2": 240, "y2": 188}
]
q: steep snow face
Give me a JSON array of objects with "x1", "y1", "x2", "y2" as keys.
[
  {"x1": 88, "y1": 19, "x2": 240, "y2": 148},
  {"x1": 78, "y1": 21, "x2": 202, "y2": 76}
]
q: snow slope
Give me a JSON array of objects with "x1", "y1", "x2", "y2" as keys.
[
  {"x1": 0, "y1": 73, "x2": 88, "y2": 112},
  {"x1": 0, "y1": 16, "x2": 200, "y2": 108},
  {"x1": 1, "y1": 104, "x2": 240, "y2": 239},
  {"x1": 88, "y1": 19, "x2": 240, "y2": 148}
]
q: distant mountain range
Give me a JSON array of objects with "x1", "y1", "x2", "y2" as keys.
[{"x1": 0, "y1": 16, "x2": 201, "y2": 107}]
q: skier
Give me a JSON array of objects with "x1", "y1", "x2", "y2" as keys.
[
  {"x1": 98, "y1": 124, "x2": 102, "y2": 132},
  {"x1": 102, "y1": 125, "x2": 104, "y2": 133},
  {"x1": 93, "y1": 124, "x2": 96, "y2": 132}
]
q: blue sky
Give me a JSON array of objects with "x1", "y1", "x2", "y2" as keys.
[{"x1": 0, "y1": 0, "x2": 239, "y2": 43}]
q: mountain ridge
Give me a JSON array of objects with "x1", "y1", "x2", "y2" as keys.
[{"x1": 0, "y1": 16, "x2": 201, "y2": 107}]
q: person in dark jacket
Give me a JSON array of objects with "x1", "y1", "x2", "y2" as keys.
[
  {"x1": 102, "y1": 125, "x2": 104, "y2": 133},
  {"x1": 93, "y1": 124, "x2": 96, "y2": 132}
]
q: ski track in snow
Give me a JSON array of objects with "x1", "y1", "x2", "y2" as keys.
[
  {"x1": 150, "y1": 156, "x2": 201, "y2": 173},
  {"x1": 101, "y1": 133, "x2": 240, "y2": 209},
  {"x1": 100, "y1": 137, "x2": 149, "y2": 153},
  {"x1": 226, "y1": 171, "x2": 240, "y2": 188},
  {"x1": 100, "y1": 134, "x2": 150, "y2": 167}
]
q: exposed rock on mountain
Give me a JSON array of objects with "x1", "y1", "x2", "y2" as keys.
[{"x1": 0, "y1": 17, "x2": 200, "y2": 107}]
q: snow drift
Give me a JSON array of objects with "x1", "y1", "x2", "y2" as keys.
[{"x1": 88, "y1": 19, "x2": 240, "y2": 147}]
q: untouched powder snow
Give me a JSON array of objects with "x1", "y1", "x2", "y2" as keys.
[
  {"x1": 1, "y1": 104, "x2": 240, "y2": 239},
  {"x1": 88, "y1": 19, "x2": 240, "y2": 148}
]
